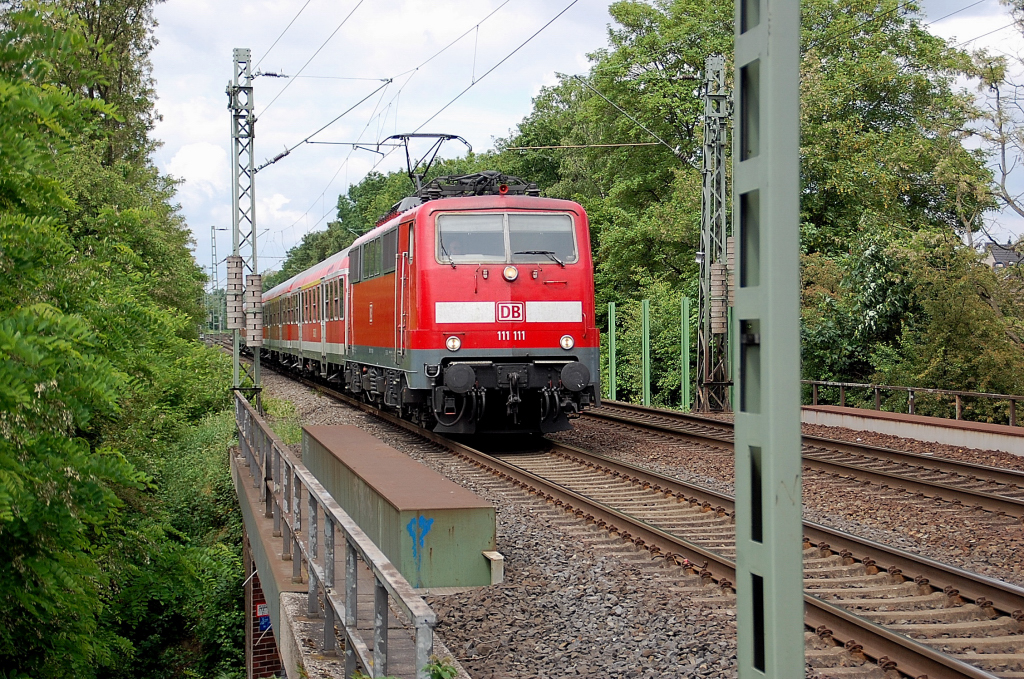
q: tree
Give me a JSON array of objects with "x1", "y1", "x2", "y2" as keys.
[{"x1": 1, "y1": 4, "x2": 241, "y2": 677}]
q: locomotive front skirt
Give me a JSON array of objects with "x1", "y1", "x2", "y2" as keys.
[{"x1": 261, "y1": 190, "x2": 600, "y2": 435}]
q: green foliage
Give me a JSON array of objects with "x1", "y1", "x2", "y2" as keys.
[
  {"x1": 263, "y1": 396, "x2": 303, "y2": 446},
  {"x1": 267, "y1": 0, "x2": 1023, "y2": 410},
  {"x1": 424, "y1": 655, "x2": 459, "y2": 679},
  {"x1": 264, "y1": 154, "x2": 501, "y2": 289},
  {"x1": 0, "y1": 3, "x2": 242, "y2": 677}
]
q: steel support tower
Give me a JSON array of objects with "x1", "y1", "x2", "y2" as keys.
[
  {"x1": 226, "y1": 48, "x2": 261, "y2": 404},
  {"x1": 695, "y1": 54, "x2": 732, "y2": 412},
  {"x1": 732, "y1": 0, "x2": 803, "y2": 675},
  {"x1": 209, "y1": 225, "x2": 219, "y2": 332}
]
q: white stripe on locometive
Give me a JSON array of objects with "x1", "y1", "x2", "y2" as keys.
[
  {"x1": 435, "y1": 301, "x2": 496, "y2": 323},
  {"x1": 526, "y1": 301, "x2": 582, "y2": 323}
]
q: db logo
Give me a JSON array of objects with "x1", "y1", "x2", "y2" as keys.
[{"x1": 496, "y1": 302, "x2": 524, "y2": 322}]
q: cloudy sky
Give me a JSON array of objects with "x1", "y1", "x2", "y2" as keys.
[{"x1": 149, "y1": 0, "x2": 1023, "y2": 283}]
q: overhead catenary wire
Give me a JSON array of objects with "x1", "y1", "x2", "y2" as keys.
[
  {"x1": 275, "y1": 81, "x2": 396, "y2": 238},
  {"x1": 256, "y1": 79, "x2": 392, "y2": 172},
  {"x1": 506, "y1": 142, "x2": 663, "y2": 150},
  {"x1": 924, "y1": 0, "x2": 987, "y2": 26},
  {"x1": 414, "y1": 0, "x2": 582, "y2": 132},
  {"x1": 268, "y1": 0, "x2": 517, "y2": 252},
  {"x1": 817, "y1": 0, "x2": 918, "y2": 46},
  {"x1": 572, "y1": 75, "x2": 680, "y2": 156},
  {"x1": 254, "y1": 0, "x2": 313, "y2": 69},
  {"x1": 814, "y1": 0, "x2": 993, "y2": 49},
  {"x1": 391, "y1": 0, "x2": 512, "y2": 79},
  {"x1": 292, "y1": 75, "x2": 391, "y2": 81},
  {"x1": 952, "y1": 21, "x2": 1017, "y2": 47},
  {"x1": 258, "y1": 0, "x2": 367, "y2": 117}
]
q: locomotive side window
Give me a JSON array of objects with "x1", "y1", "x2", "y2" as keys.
[
  {"x1": 509, "y1": 213, "x2": 577, "y2": 264},
  {"x1": 382, "y1": 229, "x2": 398, "y2": 274},
  {"x1": 437, "y1": 213, "x2": 505, "y2": 263},
  {"x1": 349, "y1": 247, "x2": 362, "y2": 283},
  {"x1": 362, "y1": 238, "x2": 382, "y2": 279}
]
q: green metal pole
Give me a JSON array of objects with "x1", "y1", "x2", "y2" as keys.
[
  {"x1": 642, "y1": 299, "x2": 651, "y2": 407},
  {"x1": 608, "y1": 302, "x2": 617, "y2": 401},
  {"x1": 733, "y1": 0, "x2": 803, "y2": 676},
  {"x1": 681, "y1": 296, "x2": 691, "y2": 410}
]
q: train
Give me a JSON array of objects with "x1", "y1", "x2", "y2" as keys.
[{"x1": 260, "y1": 170, "x2": 600, "y2": 434}]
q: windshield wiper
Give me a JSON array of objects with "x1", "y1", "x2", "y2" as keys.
[
  {"x1": 514, "y1": 250, "x2": 564, "y2": 267},
  {"x1": 439, "y1": 239, "x2": 456, "y2": 268}
]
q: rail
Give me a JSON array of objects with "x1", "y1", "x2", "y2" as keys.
[
  {"x1": 803, "y1": 379, "x2": 1020, "y2": 427},
  {"x1": 234, "y1": 393, "x2": 437, "y2": 679}
]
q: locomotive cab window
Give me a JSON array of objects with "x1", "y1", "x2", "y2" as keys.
[
  {"x1": 437, "y1": 213, "x2": 505, "y2": 263},
  {"x1": 509, "y1": 213, "x2": 577, "y2": 264},
  {"x1": 436, "y1": 212, "x2": 577, "y2": 265}
]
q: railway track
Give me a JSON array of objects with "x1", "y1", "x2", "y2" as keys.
[
  {"x1": 241, "y1": 356, "x2": 1024, "y2": 678},
  {"x1": 585, "y1": 401, "x2": 1024, "y2": 520}
]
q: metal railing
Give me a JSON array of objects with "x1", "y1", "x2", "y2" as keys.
[
  {"x1": 803, "y1": 380, "x2": 1019, "y2": 427},
  {"x1": 235, "y1": 394, "x2": 437, "y2": 678}
]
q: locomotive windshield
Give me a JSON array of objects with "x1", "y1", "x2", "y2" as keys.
[{"x1": 436, "y1": 212, "x2": 577, "y2": 265}]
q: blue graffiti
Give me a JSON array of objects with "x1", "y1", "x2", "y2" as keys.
[{"x1": 406, "y1": 516, "x2": 434, "y2": 585}]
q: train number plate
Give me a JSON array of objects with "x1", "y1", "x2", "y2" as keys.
[{"x1": 497, "y1": 331, "x2": 526, "y2": 341}]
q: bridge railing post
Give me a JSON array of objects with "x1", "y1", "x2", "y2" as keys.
[
  {"x1": 250, "y1": 414, "x2": 259, "y2": 490},
  {"x1": 345, "y1": 538, "x2": 358, "y2": 676},
  {"x1": 233, "y1": 394, "x2": 437, "y2": 677},
  {"x1": 281, "y1": 457, "x2": 291, "y2": 557},
  {"x1": 323, "y1": 515, "x2": 336, "y2": 654},
  {"x1": 308, "y1": 494, "x2": 319, "y2": 617},
  {"x1": 373, "y1": 578, "x2": 389, "y2": 677}
]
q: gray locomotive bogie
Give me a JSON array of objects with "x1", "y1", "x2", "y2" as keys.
[{"x1": 264, "y1": 338, "x2": 599, "y2": 435}]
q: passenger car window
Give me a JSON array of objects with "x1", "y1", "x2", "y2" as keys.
[{"x1": 437, "y1": 213, "x2": 505, "y2": 263}]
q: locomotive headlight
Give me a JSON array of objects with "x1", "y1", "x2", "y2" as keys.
[
  {"x1": 445, "y1": 336, "x2": 462, "y2": 352},
  {"x1": 503, "y1": 265, "x2": 519, "y2": 282},
  {"x1": 559, "y1": 334, "x2": 575, "y2": 350}
]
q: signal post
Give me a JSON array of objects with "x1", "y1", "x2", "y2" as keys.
[{"x1": 732, "y1": 0, "x2": 803, "y2": 676}]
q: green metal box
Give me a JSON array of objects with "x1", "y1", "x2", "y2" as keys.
[{"x1": 302, "y1": 426, "x2": 496, "y2": 588}]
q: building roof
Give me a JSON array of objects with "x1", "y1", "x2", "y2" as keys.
[{"x1": 985, "y1": 241, "x2": 1023, "y2": 268}]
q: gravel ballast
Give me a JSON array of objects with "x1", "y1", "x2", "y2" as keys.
[
  {"x1": 555, "y1": 417, "x2": 1024, "y2": 588},
  {"x1": 260, "y1": 371, "x2": 740, "y2": 678}
]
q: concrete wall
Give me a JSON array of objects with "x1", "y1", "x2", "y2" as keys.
[{"x1": 802, "y1": 406, "x2": 1024, "y2": 456}]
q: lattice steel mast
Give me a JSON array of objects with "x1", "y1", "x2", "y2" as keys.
[
  {"x1": 695, "y1": 54, "x2": 733, "y2": 412},
  {"x1": 226, "y1": 48, "x2": 262, "y2": 405},
  {"x1": 209, "y1": 225, "x2": 219, "y2": 332}
]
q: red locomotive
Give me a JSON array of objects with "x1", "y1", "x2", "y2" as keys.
[{"x1": 261, "y1": 171, "x2": 600, "y2": 434}]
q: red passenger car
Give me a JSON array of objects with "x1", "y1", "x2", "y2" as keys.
[{"x1": 262, "y1": 172, "x2": 600, "y2": 434}]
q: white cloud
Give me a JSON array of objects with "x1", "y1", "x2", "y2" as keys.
[
  {"x1": 151, "y1": 0, "x2": 613, "y2": 272},
  {"x1": 153, "y1": 0, "x2": 1024, "y2": 276},
  {"x1": 167, "y1": 142, "x2": 229, "y2": 199}
]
